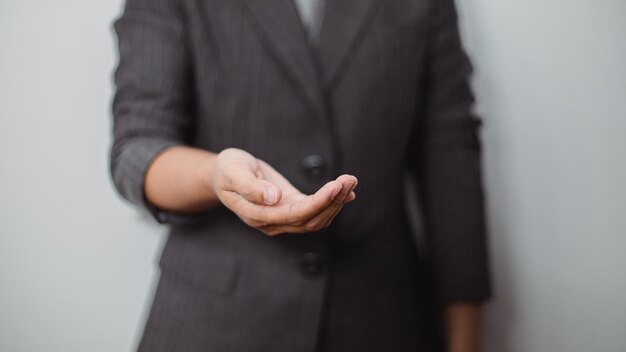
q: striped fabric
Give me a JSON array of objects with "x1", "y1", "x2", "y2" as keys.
[{"x1": 110, "y1": 0, "x2": 491, "y2": 351}]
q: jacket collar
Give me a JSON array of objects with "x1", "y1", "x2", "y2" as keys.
[
  {"x1": 243, "y1": 0, "x2": 379, "y2": 117},
  {"x1": 319, "y1": 0, "x2": 380, "y2": 87}
]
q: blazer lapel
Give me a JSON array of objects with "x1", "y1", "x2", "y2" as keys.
[
  {"x1": 243, "y1": 0, "x2": 325, "y2": 117},
  {"x1": 319, "y1": 0, "x2": 380, "y2": 87}
]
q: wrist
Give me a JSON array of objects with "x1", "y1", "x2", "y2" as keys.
[{"x1": 194, "y1": 152, "x2": 218, "y2": 198}]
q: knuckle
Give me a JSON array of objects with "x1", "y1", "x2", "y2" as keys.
[
  {"x1": 290, "y1": 219, "x2": 303, "y2": 227},
  {"x1": 331, "y1": 195, "x2": 344, "y2": 207},
  {"x1": 296, "y1": 210, "x2": 316, "y2": 224},
  {"x1": 303, "y1": 222, "x2": 318, "y2": 232},
  {"x1": 290, "y1": 214, "x2": 306, "y2": 226},
  {"x1": 263, "y1": 228, "x2": 280, "y2": 236},
  {"x1": 240, "y1": 187, "x2": 257, "y2": 201},
  {"x1": 242, "y1": 217, "x2": 261, "y2": 228}
]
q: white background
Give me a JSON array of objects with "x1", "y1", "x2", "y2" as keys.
[{"x1": 1, "y1": 0, "x2": 625, "y2": 351}]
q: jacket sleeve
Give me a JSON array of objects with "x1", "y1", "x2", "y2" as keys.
[
  {"x1": 110, "y1": 0, "x2": 199, "y2": 224},
  {"x1": 413, "y1": 0, "x2": 492, "y2": 303}
]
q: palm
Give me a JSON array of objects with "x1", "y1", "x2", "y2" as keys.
[
  {"x1": 215, "y1": 148, "x2": 356, "y2": 235},
  {"x1": 257, "y1": 160, "x2": 308, "y2": 210}
]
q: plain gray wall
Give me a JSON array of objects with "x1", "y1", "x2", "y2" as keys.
[{"x1": 0, "y1": 0, "x2": 624, "y2": 351}]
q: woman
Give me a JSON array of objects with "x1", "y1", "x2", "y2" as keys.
[{"x1": 111, "y1": 0, "x2": 491, "y2": 351}]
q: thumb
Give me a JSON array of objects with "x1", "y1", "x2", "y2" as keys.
[{"x1": 232, "y1": 171, "x2": 282, "y2": 205}]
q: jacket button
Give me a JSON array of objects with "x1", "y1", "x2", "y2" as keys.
[
  {"x1": 301, "y1": 252, "x2": 323, "y2": 275},
  {"x1": 301, "y1": 154, "x2": 326, "y2": 182}
]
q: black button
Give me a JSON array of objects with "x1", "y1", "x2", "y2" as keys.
[
  {"x1": 301, "y1": 154, "x2": 326, "y2": 182},
  {"x1": 301, "y1": 252, "x2": 323, "y2": 275}
]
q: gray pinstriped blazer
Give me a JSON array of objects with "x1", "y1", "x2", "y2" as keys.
[{"x1": 111, "y1": 0, "x2": 491, "y2": 351}]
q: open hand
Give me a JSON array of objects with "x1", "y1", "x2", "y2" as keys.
[{"x1": 211, "y1": 148, "x2": 357, "y2": 236}]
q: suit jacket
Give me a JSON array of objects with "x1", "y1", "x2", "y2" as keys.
[{"x1": 111, "y1": 0, "x2": 491, "y2": 351}]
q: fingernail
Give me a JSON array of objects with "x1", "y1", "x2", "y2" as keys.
[{"x1": 263, "y1": 187, "x2": 277, "y2": 205}]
